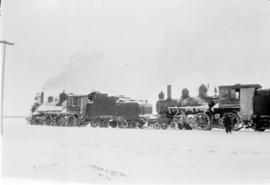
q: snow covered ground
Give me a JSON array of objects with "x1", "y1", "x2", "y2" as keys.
[{"x1": 2, "y1": 118, "x2": 270, "y2": 184}]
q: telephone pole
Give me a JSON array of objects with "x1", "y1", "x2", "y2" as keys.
[{"x1": 0, "y1": 40, "x2": 14, "y2": 135}]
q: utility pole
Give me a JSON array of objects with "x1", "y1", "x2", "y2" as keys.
[{"x1": 0, "y1": 40, "x2": 14, "y2": 135}]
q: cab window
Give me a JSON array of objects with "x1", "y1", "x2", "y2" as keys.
[
  {"x1": 72, "y1": 97, "x2": 81, "y2": 106},
  {"x1": 220, "y1": 89, "x2": 229, "y2": 100}
]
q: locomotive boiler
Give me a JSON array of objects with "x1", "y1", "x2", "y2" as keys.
[{"x1": 155, "y1": 84, "x2": 215, "y2": 130}]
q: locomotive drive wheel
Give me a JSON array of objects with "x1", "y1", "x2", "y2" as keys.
[
  {"x1": 195, "y1": 113, "x2": 211, "y2": 130},
  {"x1": 55, "y1": 116, "x2": 64, "y2": 126},
  {"x1": 221, "y1": 112, "x2": 242, "y2": 131},
  {"x1": 129, "y1": 120, "x2": 137, "y2": 128},
  {"x1": 116, "y1": 120, "x2": 122, "y2": 128},
  {"x1": 154, "y1": 122, "x2": 161, "y2": 129},
  {"x1": 188, "y1": 118, "x2": 197, "y2": 129},
  {"x1": 122, "y1": 121, "x2": 128, "y2": 128},
  {"x1": 90, "y1": 121, "x2": 99, "y2": 128},
  {"x1": 45, "y1": 115, "x2": 54, "y2": 126},
  {"x1": 63, "y1": 116, "x2": 69, "y2": 126},
  {"x1": 137, "y1": 121, "x2": 144, "y2": 129},
  {"x1": 161, "y1": 122, "x2": 168, "y2": 129},
  {"x1": 117, "y1": 122, "x2": 123, "y2": 128},
  {"x1": 32, "y1": 117, "x2": 41, "y2": 125},
  {"x1": 40, "y1": 116, "x2": 46, "y2": 125},
  {"x1": 178, "y1": 123, "x2": 183, "y2": 130},
  {"x1": 109, "y1": 120, "x2": 117, "y2": 128},
  {"x1": 67, "y1": 115, "x2": 77, "y2": 126},
  {"x1": 102, "y1": 120, "x2": 109, "y2": 128},
  {"x1": 110, "y1": 124, "x2": 117, "y2": 128},
  {"x1": 118, "y1": 121, "x2": 127, "y2": 128},
  {"x1": 170, "y1": 122, "x2": 178, "y2": 129}
]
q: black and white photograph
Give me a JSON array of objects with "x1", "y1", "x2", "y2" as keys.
[{"x1": 1, "y1": 0, "x2": 270, "y2": 184}]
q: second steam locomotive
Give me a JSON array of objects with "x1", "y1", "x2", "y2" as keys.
[{"x1": 30, "y1": 91, "x2": 152, "y2": 128}]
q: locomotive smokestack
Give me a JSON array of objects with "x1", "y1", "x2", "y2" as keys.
[
  {"x1": 48, "y1": 96, "x2": 54, "y2": 103},
  {"x1": 167, "y1": 85, "x2": 172, "y2": 100},
  {"x1": 40, "y1": 92, "x2": 44, "y2": 104}
]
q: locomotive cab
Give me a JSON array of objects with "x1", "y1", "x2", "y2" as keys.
[
  {"x1": 218, "y1": 84, "x2": 261, "y2": 120},
  {"x1": 66, "y1": 94, "x2": 88, "y2": 116},
  {"x1": 217, "y1": 84, "x2": 262, "y2": 130}
]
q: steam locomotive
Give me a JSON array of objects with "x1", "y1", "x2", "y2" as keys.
[
  {"x1": 155, "y1": 84, "x2": 270, "y2": 131},
  {"x1": 30, "y1": 91, "x2": 152, "y2": 128},
  {"x1": 29, "y1": 83, "x2": 270, "y2": 131}
]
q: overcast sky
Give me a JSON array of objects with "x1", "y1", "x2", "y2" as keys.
[{"x1": 1, "y1": 0, "x2": 270, "y2": 115}]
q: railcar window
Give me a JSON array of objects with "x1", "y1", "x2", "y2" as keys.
[
  {"x1": 220, "y1": 89, "x2": 229, "y2": 100},
  {"x1": 77, "y1": 98, "x2": 81, "y2": 106},
  {"x1": 68, "y1": 97, "x2": 73, "y2": 106},
  {"x1": 231, "y1": 89, "x2": 236, "y2": 98},
  {"x1": 71, "y1": 97, "x2": 79, "y2": 106},
  {"x1": 72, "y1": 97, "x2": 81, "y2": 107},
  {"x1": 72, "y1": 97, "x2": 75, "y2": 106},
  {"x1": 230, "y1": 89, "x2": 240, "y2": 100},
  {"x1": 236, "y1": 91, "x2": 240, "y2": 99}
]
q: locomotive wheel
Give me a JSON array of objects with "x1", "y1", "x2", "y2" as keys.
[
  {"x1": 118, "y1": 121, "x2": 127, "y2": 128},
  {"x1": 221, "y1": 112, "x2": 241, "y2": 131},
  {"x1": 110, "y1": 121, "x2": 117, "y2": 128},
  {"x1": 55, "y1": 116, "x2": 64, "y2": 126},
  {"x1": 76, "y1": 119, "x2": 83, "y2": 127},
  {"x1": 169, "y1": 122, "x2": 178, "y2": 129},
  {"x1": 102, "y1": 120, "x2": 109, "y2": 128},
  {"x1": 91, "y1": 120, "x2": 99, "y2": 127},
  {"x1": 129, "y1": 121, "x2": 137, "y2": 128},
  {"x1": 110, "y1": 123, "x2": 117, "y2": 128},
  {"x1": 188, "y1": 118, "x2": 197, "y2": 129},
  {"x1": 32, "y1": 117, "x2": 41, "y2": 125},
  {"x1": 255, "y1": 125, "x2": 266, "y2": 132},
  {"x1": 45, "y1": 115, "x2": 54, "y2": 126},
  {"x1": 154, "y1": 122, "x2": 161, "y2": 129},
  {"x1": 137, "y1": 121, "x2": 144, "y2": 129},
  {"x1": 62, "y1": 116, "x2": 69, "y2": 127},
  {"x1": 117, "y1": 121, "x2": 123, "y2": 128},
  {"x1": 195, "y1": 113, "x2": 211, "y2": 130},
  {"x1": 122, "y1": 121, "x2": 128, "y2": 128},
  {"x1": 161, "y1": 122, "x2": 168, "y2": 129},
  {"x1": 79, "y1": 119, "x2": 88, "y2": 127},
  {"x1": 126, "y1": 120, "x2": 131, "y2": 128},
  {"x1": 178, "y1": 123, "x2": 183, "y2": 130},
  {"x1": 67, "y1": 115, "x2": 77, "y2": 126},
  {"x1": 40, "y1": 116, "x2": 46, "y2": 125},
  {"x1": 139, "y1": 118, "x2": 147, "y2": 128}
]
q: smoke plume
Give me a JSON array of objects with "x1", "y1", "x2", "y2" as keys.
[{"x1": 42, "y1": 52, "x2": 106, "y2": 93}]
